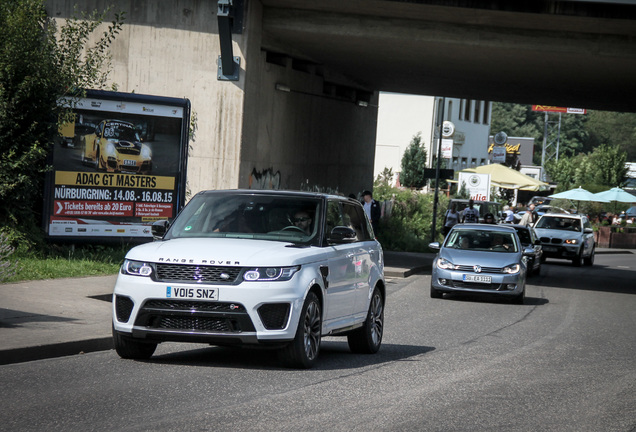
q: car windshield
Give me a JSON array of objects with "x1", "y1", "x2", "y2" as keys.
[
  {"x1": 166, "y1": 193, "x2": 322, "y2": 245},
  {"x1": 535, "y1": 217, "x2": 581, "y2": 231},
  {"x1": 445, "y1": 228, "x2": 518, "y2": 253},
  {"x1": 104, "y1": 122, "x2": 140, "y2": 142}
]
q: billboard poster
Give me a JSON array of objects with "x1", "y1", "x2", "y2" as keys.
[
  {"x1": 44, "y1": 90, "x2": 190, "y2": 242},
  {"x1": 458, "y1": 172, "x2": 490, "y2": 201},
  {"x1": 492, "y1": 146, "x2": 506, "y2": 163}
]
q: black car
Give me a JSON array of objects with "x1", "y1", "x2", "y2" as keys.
[{"x1": 510, "y1": 224, "x2": 543, "y2": 276}]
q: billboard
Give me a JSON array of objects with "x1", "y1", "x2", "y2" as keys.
[
  {"x1": 44, "y1": 90, "x2": 190, "y2": 242},
  {"x1": 458, "y1": 172, "x2": 491, "y2": 201},
  {"x1": 531, "y1": 105, "x2": 587, "y2": 115}
]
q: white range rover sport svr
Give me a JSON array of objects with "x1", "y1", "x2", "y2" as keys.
[{"x1": 112, "y1": 190, "x2": 385, "y2": 368}]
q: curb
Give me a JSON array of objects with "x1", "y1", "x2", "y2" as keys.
[{"x1": 0, "y1": 337, "x2": 113, "y2": 366}]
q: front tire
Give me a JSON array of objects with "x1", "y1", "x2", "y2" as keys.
[
  {"x1": 280, "y1": 292, "x2": 321, "y2": 369},
  {"x1": 572, "y1": 248, "x2": 583, "y2": 267},
  {"x1": 112, "y1": 325, "x2": 157, "y2": 360},
  {"x1": 430, "y1": 285, "x2": 443, "y2": 299},
  {"x1": 511, "y1": 288, "x2": 526, "y2": 305},
  {"x1": 348, "y1": 287, "x2": 384, "y2": 354}
]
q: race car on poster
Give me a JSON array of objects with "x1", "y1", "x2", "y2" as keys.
[{"x1": 81, "y1": 120, "x2": 152, "y2": 174}]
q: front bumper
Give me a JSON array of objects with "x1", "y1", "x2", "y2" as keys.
[
  {"x1": 112, "y1": 272, "x2": 310, "y2": 345},
  {"x1": 431, "y1": 268, "x2": 525, "y2": 296},
  {"x1": 539, "y1": 243, "x2": 579, "y2": 259}
]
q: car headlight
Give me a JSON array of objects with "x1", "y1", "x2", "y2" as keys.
[
  {"x1": 121, "y1": 259, "x2": 153, "y2": 277},
  {"x1": 502, "y1": 264, "x2": 521, "y2": 274},
  {"x1": 437, "y1": 257, "x2": 455, "y2": 270},
  {"x1": 243, "y1": 266, "x2": 300, "y2": 282},
  {"x1": 106, "y1": 142, "x2": 117, "y2": 157},
  {"x1": 141, "y1": 145, "x2": 152, "y2": 159},
  {"x1": 565, "y1": 238, "x2": 579, "y2": 244}
]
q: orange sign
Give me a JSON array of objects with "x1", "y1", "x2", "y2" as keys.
[{"x1": 532, "y1": 105, "x2": 586, "y2": 114}]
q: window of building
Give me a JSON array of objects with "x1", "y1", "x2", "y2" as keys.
[
  {"x1": 461, "y1": 158, "x2": 467, "y2": 169},
  {"x1": 471, "y1": 158, "x2": 477, "y2": 167},
  {"x1": 464, "y1": 100, "x2": 471, "y2": 122},
  {"x1": 453, "y1": 157, "x2": 459, "y2": 168},
  {"x1": 480, "y1": 158, "x2": 486, "y2": 166},
  {"x1": 459, "y1": 100, "x2": 465, "y2": 120},
  {"x1": 474, "y1": 100, "x2": 481, "y2": 124},
  {"x1": 483, "y1": 101, "x2": 490, "y2": 125},
  {"x1": 447, "y1": 100, "x2": 453, "y2": 121}
]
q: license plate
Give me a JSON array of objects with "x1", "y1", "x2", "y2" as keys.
[
  {"x1": 166, "y1": 286, "x2": 218, "y2": 300},
  {"x1": 463, "y1": 274, "x2": 492, "y2": 283},
  {"x1": 542, "y1": 246, "x2": 557, "y2": 252},
  {"x1": 123, "y1": 159, "x2": 137, "y2": 166}
]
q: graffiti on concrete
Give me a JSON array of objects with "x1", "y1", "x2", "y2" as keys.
[{"x1": 249, "y1": 167, "x2": 281, "y2": 190}]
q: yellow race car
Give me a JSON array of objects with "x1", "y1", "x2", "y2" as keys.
[{"x1": 81, "y1": 120, "x2": 152, "y2": 174}]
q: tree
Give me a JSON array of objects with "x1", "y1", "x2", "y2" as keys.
[
  {"x1": 400, "y1": 133, "x2": 427, "y2": 189},
  {"x1": 0, "y1": 0, "x2": 124, "y2": 244}
]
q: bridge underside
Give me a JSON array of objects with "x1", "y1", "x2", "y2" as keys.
[{"x1": 261, "y1": 0, "x2": 636, "y2": 112}]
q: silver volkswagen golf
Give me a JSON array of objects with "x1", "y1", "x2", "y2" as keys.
[{"x1": 429, "y1": 224, "x2": 529, "y2": 304}]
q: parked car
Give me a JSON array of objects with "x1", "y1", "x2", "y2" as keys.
[
  {"x1": 112, "y1": 190, "x2": 385, "y2": 368},
  {"x1": 81, "y1": 119, "x2": 152, "y2": 174},
  {"x1": 447, "y1": 199, "x2": 503, "y2": 223},
  {"x1": 533, "y1": 213, "x2": 595, "y2": 266},
  {"x1": 429, "y1": 224, "x2": 528, "y2": 304},
  {"x1": 510, "y1": 224, "x2": 543, "y2": 276}
]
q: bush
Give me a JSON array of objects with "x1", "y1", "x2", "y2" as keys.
[{"x1": 373, "y1": 175, "x2": 448, "y2": 251}]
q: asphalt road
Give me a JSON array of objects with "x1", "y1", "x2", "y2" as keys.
[{"x1": 1, "y1": 253, "x2": 634, "y2": 432}]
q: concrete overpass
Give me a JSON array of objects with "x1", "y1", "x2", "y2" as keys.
[
  {"x1": 261, "y1": 0, "x2": 636, "y2": 112},
  {"x1": 47, "y1": 0, "x2": 636, "y2": 197}
]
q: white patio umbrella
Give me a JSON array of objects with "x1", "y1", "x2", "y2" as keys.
[
  {"x1": 592, "y1": 187, "x2": 636, "y2": 203},
  {"x1": 592, "y1": 187, "x2": 636, "y2": 213},
  {"x1": 549, "y1": 186, "x2": 609, "y2": 211}
]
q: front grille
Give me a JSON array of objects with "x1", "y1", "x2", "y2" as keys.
[
  {"x1": 143, "y1": 299, "x2": 245, "y2": 313},
  {"x1": 541, "y1": 237, "x2": 562, "y2": 244},
  {"x1": 450, "y1": 281, "x2": 504, "y2": 290},
  {"x1": 134, "y1": 299, "x2": 256, "y2": 334},
  {"x1": 157, "y1": 316, "x2": 233, "y2": 331},
  {"x1": 155, "y1": 264, "x2": 242, "y2": 284},
  {"x1": 115, "y1": 295, "x2": 134, "y2": 322},
  {"x1": 258, "y1": 303, "x2": 290, "y2": 330},
  {"x1": 117, "y1": 147, "x2": 140, "y2": 155},
  {"x1": 455, "y1": 265, "x2": 502, "y2": 273}
]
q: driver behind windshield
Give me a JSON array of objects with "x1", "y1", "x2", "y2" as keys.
[{"x1": 293, "y1": 211, "x2": 313, "y2": 235}]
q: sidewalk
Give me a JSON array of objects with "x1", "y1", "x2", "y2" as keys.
[{"x1": 0, "y1": 249, "x2": 628, "y2": 365}]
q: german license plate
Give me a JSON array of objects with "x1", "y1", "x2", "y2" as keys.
[
  {"x1": 123, "y1": 159, "x2": 137, "y2": 166},
  {"x1": 166, "y1": 286, "x2": 218, "y2": 300},
  {"x1": 542, "y1": 246, "x2": 557, "y2": 252},
  {"x1": 463, "y1": 274, "x2": 492, "y2": 283}
]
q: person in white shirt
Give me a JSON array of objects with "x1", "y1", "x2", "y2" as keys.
[
  {"x1": 443, "y1": 203, "x2": 459, "y2": 236},
  {"x1": 503, "y1": 205, "x2": 515, "y2": 223}
]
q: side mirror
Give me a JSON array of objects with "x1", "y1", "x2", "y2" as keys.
[
  {"x1": 428, "y1": 242, "x2": 440, "y2": 251},
  {"x1": 151, "y1": 220, "x2": 169, "y2": 240},
  {"x1": 523, "y1": 246, "x2": 535, "y2": 256},
  {"x1": 584, "y1": 227, "x2": 593, "y2": 234},
  {"x1": 328, "y1": 226, "x2": 357, "y2": 243}
]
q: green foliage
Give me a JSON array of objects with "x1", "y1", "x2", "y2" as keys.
[
  {"x1": 4, "y1": 242, "x2": 128, "y2": 282},
  {"x1": 545, "y1": 144, "x2": 628, "y2": 192},
  {"x1": 585, "y1": 110, "x2": 636, "y2": 160},
  {"x1": 0, "y1": 1, "x2": 124, "y2": 245},
  {"x1": 373, "y1": 178, "x2": 448, "y2": 251},
  {"x1": 400, "y1": 133, "x2": 428, "y2": 189}
]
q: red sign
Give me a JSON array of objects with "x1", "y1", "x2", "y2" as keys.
[
  {"x1": 532, "y1": 105, "x2": 587, "y2": 114},
  {"x1": 54, "y1": 200, "x2": 134, "y2": 217}
]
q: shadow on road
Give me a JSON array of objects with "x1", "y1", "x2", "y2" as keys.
[{"x1": 143, "y1": 341, "x2": 435, "y2": 371}]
